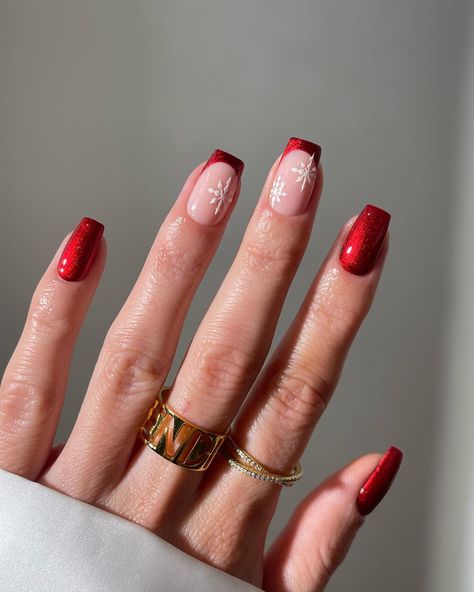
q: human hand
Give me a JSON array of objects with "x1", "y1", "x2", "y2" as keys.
[{"x1": 0, "y1": 139, "x2": 402, "y2": 591}]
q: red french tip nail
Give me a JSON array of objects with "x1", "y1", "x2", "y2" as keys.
[
  {"x1": 57, "y1": 217, "x2": 104, "y2": 282},
  {"x1": 357, "y1": 446, "x2": 404, "y2": 516},
  {"x1": 339, "y1": 204, "x2": 391, "y2": 275},
  {"x1": 281, "y1": 137, "x2": 322, "y2": 165},
  {"x1": 202, "y1": 149, "x2": 244, "y2": 179}
]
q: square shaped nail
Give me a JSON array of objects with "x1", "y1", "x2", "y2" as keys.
[
  {"x1": 339, "y1": 205, "x2": 391, "y2": 275},
  {"x1": 187, "y1": 149, "x2": 244, "y2": 226},
  {"x1": 269, "y1": 137, "x2": 321, "y2": 216}
]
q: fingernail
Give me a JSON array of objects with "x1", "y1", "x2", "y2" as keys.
[
  {"x1": 357, "y1": 446, "x2": 403, "y2": 516},
  {"x1": 339, "y1": 204, "x2": 391, "y2": 275},
  {"x1": 57, "y1": 217, "x2": 104, "y2": 281},
  {"x1": 269, "y1": 137, "x2": 321, "y2": 216},
  {"x1": 186, "y1": 149, "x2": 244, "y2": 226}
]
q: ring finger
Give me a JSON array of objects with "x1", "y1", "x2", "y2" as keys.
[
  {"x1": 189, "y1": 205, "x2": 391, "y2": 565},
  {"x1": 232, "y1": 204, "x2": 391, "y2": 479}
]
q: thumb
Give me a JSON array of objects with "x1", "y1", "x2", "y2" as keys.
[{"x1": 263, "y1": 447, "x2": 403, "y2": 592}]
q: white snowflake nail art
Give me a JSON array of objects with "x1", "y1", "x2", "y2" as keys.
[
  {"x1": 291, "y1": 153, "x2": 317, "y2": 191},
  {"x1": 270, "y1": 175, "x2": 288, "y2": 207},
  {"x1": 207, "y1": 177, "x2": 233, "y2": 215}
]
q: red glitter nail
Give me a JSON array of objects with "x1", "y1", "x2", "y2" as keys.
[
  {"x1": 281, "y1": 137, "x2": 322, "y2": 164},
  {"x1": 57, "y1": 217, "x2": 104, "y2": 282},
  {"x1": 357, "y1": 446, "x2": 403, "y2": 516},
  {"x1": 339, "y1": 205, "x2": 390, "y2": 275},
  {"x1": 201, "y1": 149, "x2": 244, "y2": 179}
]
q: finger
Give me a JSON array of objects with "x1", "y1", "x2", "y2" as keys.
[
  {"x1": 263, "y1": 448, "x2": 403, "y2": 592},
  {"x1": 230, "y1": 205, "x2": 390, "y2": 479},
  {"x1": 44, "y1": 150, "x2": 244, "y2": 497},
  {"x1": 0, "y1": 218, "x2": 105, "y2": 478}
]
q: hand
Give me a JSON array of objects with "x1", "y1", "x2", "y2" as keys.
[{"x1": 0, "y1": 139, "x2": 402, "y2": 591}]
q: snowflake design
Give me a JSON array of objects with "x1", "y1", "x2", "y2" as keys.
[
  {"x1": 207, "y1": 177, "x2": 233, "y2": 215},
  {"x1": 270, "y1": 175, "x2": 288, "y2": 207},
  {"x1": 291, "y1": 153, "x2": 317, "y2": 191}
]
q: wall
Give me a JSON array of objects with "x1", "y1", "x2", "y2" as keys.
[{"x1": 0, "y1": 1, "x2": 470, "y2": 589}]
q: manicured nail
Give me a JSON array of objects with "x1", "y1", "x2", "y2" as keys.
[
  {"x1": 269, "y1": 137, "x2": 321, "y2": 216},
  {"x1": 57, "y1": 217, "x2": 104, "y2": 281},
  {"x1": 186, "y1": 149, "x2": 244, "y2": 226},
  {"x1": 357, "y1": 446, "x2": 403, "y2": 516},
  {"x1": 339, "y1": 204, "x2": 391, "y2": 275}
]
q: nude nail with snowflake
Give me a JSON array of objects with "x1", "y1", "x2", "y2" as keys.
[
  {"x1": 187, "y1": 149, "x2": 244, "y2": 226},
  {"x1": 269, "y1": 138, "x2": 321, "y2": 216}
]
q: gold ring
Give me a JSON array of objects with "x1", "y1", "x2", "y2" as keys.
[
  {"x1": 221, "y1": 437, "x2": 303, "y2": 486},
  {"x1": 140, "y1": 387, "x2": 230, "y2": 471}
]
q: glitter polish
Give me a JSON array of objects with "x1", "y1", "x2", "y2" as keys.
[
  {"x1": 57, "y1": 217, "x2": 104, "y2": 281},
  {"x1": 339, "y1": 204, "x2": 391, "y2": 275},
  {"x1": 269, "y1": 137, "x2": 321, "y2": 216},
  {"x1": 186, "y1": 149, "x2": 244, "y2": 226},
  {"x1": 200, "y1": 149, "x2": 244, "y2": 178},
  {"x1": 357, "y1": 446, "x2": 404, "y2": 516}
]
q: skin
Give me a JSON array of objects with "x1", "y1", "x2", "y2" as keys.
[{"x1": 0, "y1": 155, "x2": 389, "y2": 591}]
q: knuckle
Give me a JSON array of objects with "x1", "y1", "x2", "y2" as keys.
[
  {"x1": 188, "y1": 496, "x2": 267, "y2": 573},
  {"x1": 29, "y1": 283, "x2": 75, "y2": 341},
  {"x1": 99, "y1": 339, "x2": 168, "y2": 400},
  {"x1": 192, "y1": 341, "x2": 259, "y2": 393},
  {"x1": 309, "y1": 293, "x2": 364, "y2": 339},
  {"x1": 198, "y1": 527, "x2": 241, "y2": 571},
  {"x1": 150, "y1": 239, "x2": 206, "y2": 288},
  {"x1": 241, "y1": 230, "x2": 303, "y2": 277},
  {"x1": 0, "y1": 379, "x2": 57, "y2": 434},
  {"x1": 307, "y1": 267, "x2": 375, "y2": 339},
  {"x1": 266, "y1": 370, "x2": 330, "y2": 432}
]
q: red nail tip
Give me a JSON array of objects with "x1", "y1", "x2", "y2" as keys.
[
  {"x1": 57, "y1": 217, "x2": 104, "y2": 282},
  {"x1": 281, "y1": 137, "x2": 322, "y2": 164},
  {"x1": 339, "y1": 204, "x2": 391, "y2": 275},
  {"x1": 202, "y1": 149, "x2": 244, "y2": 178},
  {"x1": 357, "y1": 446, "x2": 404, "y2": 516}
]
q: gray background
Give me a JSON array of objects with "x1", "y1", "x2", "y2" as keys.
[{"x1": 0, "y1": 1, "x2": 472, "y2": 590}]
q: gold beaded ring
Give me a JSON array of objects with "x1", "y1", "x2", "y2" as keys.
[{"x1": 220, "y1": 436, "x2": 303, "y2": 486}]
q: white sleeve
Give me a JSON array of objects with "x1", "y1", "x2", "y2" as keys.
[{"x1": 0, "y1": 468, "x2": 262, "y2": 592}]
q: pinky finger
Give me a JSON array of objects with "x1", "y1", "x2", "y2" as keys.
[{"x1": 263, "y1": 448, "x2": 403, "y2": 592}]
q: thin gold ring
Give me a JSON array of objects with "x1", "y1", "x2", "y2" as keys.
[{"x1": 221, "y1": 437, "x2": 303, "y2": 486}]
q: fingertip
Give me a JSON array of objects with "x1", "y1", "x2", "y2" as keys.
[
  {"x1": 56, "y1": 217, "x2": 104, "y2": 282},
  {"x1": 356, "y1": 446, "x2": 404, "y2": 516},
  {"x1": 338, "y1": 205, "x2": 391, "y2": 276}
]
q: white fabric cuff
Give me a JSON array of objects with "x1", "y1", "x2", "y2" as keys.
[{"x1": 0, "y1": 468, "x2": 262, "y2": 592}]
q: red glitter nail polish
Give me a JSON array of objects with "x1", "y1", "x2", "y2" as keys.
[
  {"x1": 339, "y1": 205, "x2": 391, "y2": 275},
  {"x1": 201, "y1": 149, "x2": 244, "y2": 179},
  {"x1": 57, "y1": 217, "x2": 104, "y2": 282},
  {"x1": 357, "y1": 446, "x2": 403, "y2": 516},
  {"x1": 281, "y1": 137, "x2": 322, "y2": 164}
]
